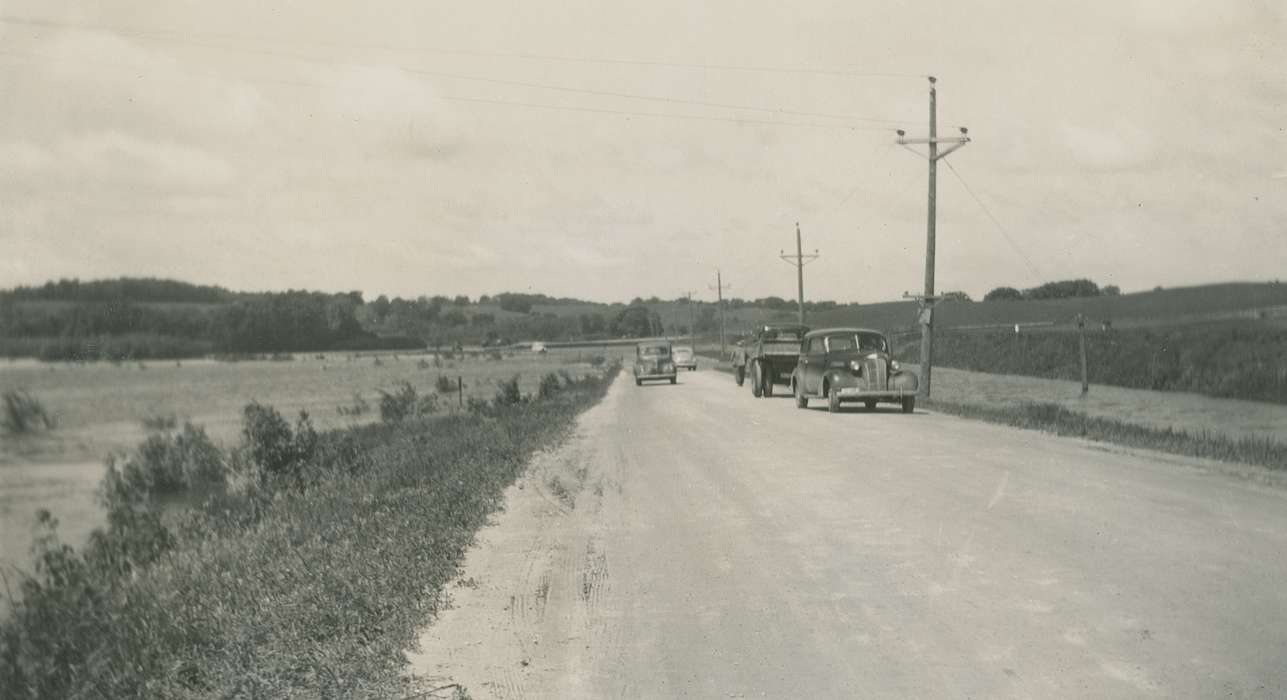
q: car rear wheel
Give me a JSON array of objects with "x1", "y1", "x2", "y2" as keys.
[
  {"x1": 794, "y1": 381, "x2": 808, "y2": 409},
  {"x1": 635, "y1": 379, "x2": 642, "y2": 386},
  {"x1": 827, "y1": 387, "x2": 841, "y2": 413},
  {"x1": 901, "y1": 396, "x2": 915, "y2": 413},
  {"x1": 670, "y1": 377, "x2": 676, "y2": 385},
  {"x1": 864, "y1": 400, "x2": 878, "y2": 411}
]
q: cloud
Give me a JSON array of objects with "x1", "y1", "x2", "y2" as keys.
[{"x1": 1055, "y1": 123, "x2": 1156, "y2": 172}]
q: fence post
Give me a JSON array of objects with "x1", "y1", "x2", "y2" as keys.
[
  {"x1": 458, "y1": 376, "x2": 464, "y2": 407},
  {"x1": 1077, "y1": 314, "x2": 1089, "y2": 396}
]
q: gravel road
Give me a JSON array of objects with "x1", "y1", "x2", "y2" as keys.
[{"x1": 409, "y1": 367, "x2": 1287, "y2": 698}]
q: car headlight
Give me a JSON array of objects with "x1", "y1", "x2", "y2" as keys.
[
  {"x1": 891, "y1": 360, "x2": 901, "y2": 371},
  {"x1": 848, "y1": 359, "x2": 863, "y2": 373}
]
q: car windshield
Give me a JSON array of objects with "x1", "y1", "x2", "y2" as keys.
[
  {"x1": 764, "y1": 329, "x2": 802, "y2": 342},
  {"x1": 639, "y1": 346, "x2": 670, "y2": 357},
  {"x1": 826, "y1": 333, "x2": 887, "y2": 353}
]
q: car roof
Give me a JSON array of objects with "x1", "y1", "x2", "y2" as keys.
[
  {"x1": 636, "y1": 340, "x2": 672, "y2": 348},
  {"x1": 760, "y1": 323, "x2": 809, "y2": 331},
  {"x1": 804, "y1": 327, "x2": 887, "y2": 338}
]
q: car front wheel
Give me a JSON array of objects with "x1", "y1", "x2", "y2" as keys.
[
  {"x1": 794, "y1": 381, "x2": 808, "y2": 409},
  {"x1": 827, "y1": 388, "x2": 841, "y2": 413},
  {"x1": 751, "y1": 361, "x2": 763, "y2": 397},
  {"x1": 901, "y1": 396, "x2": 915, "y2": 413}
]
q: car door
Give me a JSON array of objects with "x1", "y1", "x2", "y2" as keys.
[{"x1": 800, "y1": 337, "x2": 825, "y2": 394}]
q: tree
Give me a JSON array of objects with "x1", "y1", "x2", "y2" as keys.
[
  {"x1": 984, "y1": 286, "x2": 1024, "y2": 302},
  {"x1": 942, "y1": 291, "x2": 973, "y2": 303},
  {"x1": 612, "y1": 305, "x2": 657, "y2": 338},
  {"x1": 370, "y1": 294, "x2": 391, "y2": 320},
  {"x1": 1102, "y1": 285, "x2": 1121, "y2": 297},
  {"x1": 1025, "y1": 279, "x2": 1100, "y2": 300}
]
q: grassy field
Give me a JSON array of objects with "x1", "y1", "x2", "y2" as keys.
[
  {"x1": 0, "y1": 349, "x2": 614, "y2": 576},
  {"x1": 893, "y1": 320, "x2": 1287, "y2": 405},
  {"x1": 0, "y1": 362, "x2": 619, "y2": 697}
]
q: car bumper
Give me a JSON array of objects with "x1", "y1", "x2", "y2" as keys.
[
  {"x1": 635, "y1": 371, "x2": 677, "y2": 380},
  {"x1": 833, "y1": 387, "x2": 916, "y2": 400}
]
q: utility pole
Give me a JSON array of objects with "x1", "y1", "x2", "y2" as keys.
[
  {"x1": 684, "y1": 291, "x2": 696, "y2": 341},
  {"x1": 896, "y1": 76, "x2": 970, "y2": 398},
  {"x1": 709, "y1": 270, "x2": 732, "y2": 358},
  {"x1": 779, "y1": 222, "x2": 819, "y2": 327}
]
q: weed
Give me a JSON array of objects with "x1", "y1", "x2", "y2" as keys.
[
  {"x1": 494, "y1": 374, "x2": 524, "y2": 406},
  {"x1": 436, "y1": 374, "x2": 458, "y2": 394},
  {"x1": 242, "y1": 402, "x2": 317, "y2": 479},
  {"x1": 337, "y1": 391, "x2": 370, "y2": 417},
  {"x1": 379, "y1": 382, "x2": 439, "y2": 422},
  {"x1": 538, "y1": 372, "x2": 561, "y2": 399},
  {"x1": 926, "y1": 398, "x2": 1287, "y2": 471},
  {"x1": 140, "y1": 412, "x2": 178, "y2": 432},
  {"x1": 0, "y1": 367, "x2": 618, "y2": 697},
  {"x1": 1, "y1": 389, "x2": 56, "y2": 434}
]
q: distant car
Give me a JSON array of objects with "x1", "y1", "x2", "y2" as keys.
[
  {"x1": 789, "y1": 327, "x2": 918, "y2": 413},
  {"x1": 531, "y1": 342, "x2": 548, "y2": 353},
  {"x1": 672, "y1": 345, "x2": 697, "y2": 371},
  {"x1": 633, "y1": 341, "x2": 677, "y2": 386}
]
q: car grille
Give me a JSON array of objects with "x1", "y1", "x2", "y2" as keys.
[{"x1": 865, "y1": 357, "x2": 886, "y2": 390}]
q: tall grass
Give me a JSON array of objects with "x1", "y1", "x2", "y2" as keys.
[
  {"x1": 896, "y1": 321, "x2": 1287, "y2": 405},
  {"x1": 0, "y1": 363, "x2": 619, "y2": 698},
  {"x1": 1, "y1": 389, "x2": 56, "y2": 434},
  {"x1": 925, "y1": 398, "x2": 1287, "y2": 471}
]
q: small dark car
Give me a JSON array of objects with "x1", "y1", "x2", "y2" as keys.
[
  {"x1": 789, "y1": 327, "x2": 918, "y2": 413},
  {"x1": 634, "y1": 341, "x2": 677, "y2": 385}
]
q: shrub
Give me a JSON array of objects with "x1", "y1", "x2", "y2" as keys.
[
  {"x1": 436, "y1": 374, "x2": 457, "y2": 394},
  {"x1": 2, "y1": 389, "x2": 56, "y2": 434},
  {"x1": 242, "y1": 402, "x2": 317, "y2": 478},
  {"x1": 140, "y1": 412, "x2": 178, "y2": 432},
  {"x1": 588, "y1": 354, "x2": 606, "y2": 367},
  {"x1": 337, "y1": 392, "x2": 369, "y2": 417},
  {"x1": 538, "y1": 372, "x2": 561, "y2": 399},
  {"x1": 378, "y1": 383, "x2": 438, "y2": 422},
  {"x1": 494, "y1": 374, "x2": 524, "y2": 406},
  {"x1": 103, "y1": 423, "x2": 227, "y2": 502}
]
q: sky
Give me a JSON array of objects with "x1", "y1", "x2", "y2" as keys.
[{"x1": 0, "y1": 0, "x2": 1283, "y2": 304}]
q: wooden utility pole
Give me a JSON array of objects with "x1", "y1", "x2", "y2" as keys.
[
  {"x1": 710, "y1": 270, "x2": 732, "y2": 358},
  {"x1": 779, "y1": 223, "x2": 819, "y2": 327},
  {"x1": 896, "y1": 76, "x2": 970, "y2": 397}
]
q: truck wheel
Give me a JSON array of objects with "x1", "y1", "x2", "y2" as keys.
[
  {"x1": 901, "y1": 396, "x2": 916, "y2": 414},
  {"x1": 750, "y1": 361, "x2": 763, "y2": 397},
  {"x1": 670, "y1": 376, "x2": 676, "y2": 385},
  {"x1": 794, "y1": 381, "x2": 808, "y2": 409},
  {"x1": 762, "y1": 367, "x2": 774, "y2": 397},
  {"x1": 734, "y1": 365, "x2": 745, "y2": 387},
  {"x1": 864, "y1": 400, "x2": 878, "y2": 411},
  {"x1": 828, "y1": 387, "x2": 841, "y2": 413},
  {"x1": 635, "y1": 379, "x2": 642, "y2": 386}
]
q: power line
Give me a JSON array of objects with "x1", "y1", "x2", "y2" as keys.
[
  {"x1": 942, "y1": 158, "x2": 1042, "y2": 279},
  {"x1": 0, "y1": 14, "x2": 927, "y2": 80}
]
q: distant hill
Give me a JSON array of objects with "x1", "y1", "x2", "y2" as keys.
[{"x1": 0, "y1": 277, "x2": 238, "y2": 304}]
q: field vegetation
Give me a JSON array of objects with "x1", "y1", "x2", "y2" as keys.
[
  {"x1": 895, "y1": 321, "x2": 1287, "y2": 405},
  {"x1": 923, "y1": 398, "x2": 1287, "y2": 472},
  {"x1": 0, "y1": 361, "x2": 618, "y2": 697},
  {"x1": 2, "y1": 389, "x2": 57, "y2": 435}
]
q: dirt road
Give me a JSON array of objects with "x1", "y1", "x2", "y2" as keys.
[{"x1": 409, "y1": 368, "x2": 1287, "y2": 698}]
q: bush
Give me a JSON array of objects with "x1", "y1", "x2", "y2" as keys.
[
  {"x1": 140, "y1": 412, "x2": 178, "y2": 432},
  {"x1": 494, "y1": 375, "x2": 524, "y2": 406},
  {"x1": 337, "y1": 391, "x2": 370, "y2": 417},
  {"x1": 588, "y1": 354, "x2": 606, "y2": 367},
  {"x1": 538, "y1": 372, "x2": 561, "y2": 399},
  {"x1": 101, "y1": 423, "x2": 226, "y2": 504},
  {"x1": 0, "y1": 373, "x2": 620, "y2": 697},
  {"x1": 2, "y1": 388, "x2": 56, "y2": 432},
  {"x1": 436, "y1": 374, "x2": 457, "y2": 394},
  {"x1": 242, "y1": 402, "x2": 317, "y2": 478},
  {"x1": 378, "y1": 383, "x2": 438, "y2": 422},
  {"x1": 2, "y1": 389, "x2": 56, "y2": 434}
]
